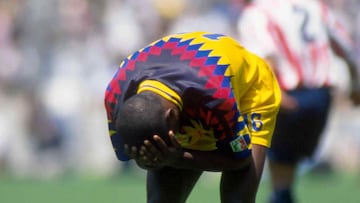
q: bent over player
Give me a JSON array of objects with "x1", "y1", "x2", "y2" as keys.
[{"x1": 104, "y1": 31, "x2": 281, "y2": 203}]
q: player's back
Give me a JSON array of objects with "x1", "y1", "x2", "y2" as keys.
[
  {"x1": 238, "y1": 0, "x2": 306, "y2": 90},
  {"x1": 238, "y1": 0, "x2": 351, "y2": 89},
  {"x1": 290, "y1": 0, "x2": 353, "y2": 87}
]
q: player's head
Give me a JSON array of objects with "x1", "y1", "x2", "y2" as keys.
[{"x1": 116, "y1": 91, "x2": 177, "y2": 148}]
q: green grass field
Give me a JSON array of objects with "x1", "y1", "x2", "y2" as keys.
[{"x1": 0, "y1": 170, "x2": 359, "y2": 203}]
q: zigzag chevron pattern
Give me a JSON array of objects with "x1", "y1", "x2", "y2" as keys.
[{"x1": 105, "y1": 34, "x2": 238, "y2": 133}]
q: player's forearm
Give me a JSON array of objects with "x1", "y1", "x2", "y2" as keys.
[
  {"x1": 170, "y1": 150, "x2": 251, "y2": 171},
  {"x1": 348, "y1": 62, "x2": 360, "y2": 91},
  {"x1": 330, "y1": 36, "x2": 360, "y2": 90},
  {"x1": 250, "y1": 144, "x2": 266, "y2": 185}
]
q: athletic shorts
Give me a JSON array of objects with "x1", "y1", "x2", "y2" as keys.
[{"x1": 267, "y1": 87, "x2": 332, "y2": 163}]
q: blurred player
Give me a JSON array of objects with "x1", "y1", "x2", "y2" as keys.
[
  {"x1": 104, "y1": 31, "x2": 281, "y2": 203},
  {"x1": 238, "y1": 0, "x2": 360, "y2": 202}
]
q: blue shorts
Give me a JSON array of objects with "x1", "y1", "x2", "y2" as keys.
[{"x1": 267, "y1": 87, "x2": 332, "y2": 163}]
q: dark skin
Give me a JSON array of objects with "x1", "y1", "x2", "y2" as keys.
[
  {"x1": 124, "y1": 95, "x2": 267, "y2": 203},
  {"x1": 330, "y1": 38, "x2": 360, "y2": 106}
]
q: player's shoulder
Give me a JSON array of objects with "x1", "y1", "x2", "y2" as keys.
[
  {"x1": 158, "y1": 31, "x2": 239, "y2": 51},
  {"x1": 292, "y1": 0, "x2": 324, "y2": 13},
  {"x1": 162, "y1": 31, "x2": 233, "y2": 41}
]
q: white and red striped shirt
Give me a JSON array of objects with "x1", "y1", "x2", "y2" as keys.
[{"x1": 237, "y1": 0, "x2": 353, "y2": 90}]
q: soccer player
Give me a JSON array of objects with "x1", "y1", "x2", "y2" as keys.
[
  {"x1": 238, "y1": 0, "x2": 360, "y2": 202},
  {"x1": 104, "y1": 31, "x2": 281, "y2": 203}
]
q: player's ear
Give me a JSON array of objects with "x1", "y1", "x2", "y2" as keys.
[{"x1": 165, "y1": 108, "x2": 179, "y2": 132}]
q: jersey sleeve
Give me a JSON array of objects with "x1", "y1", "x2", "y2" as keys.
[{"x1": 232, "y1": 52, "x2": 281, "y2": 148}]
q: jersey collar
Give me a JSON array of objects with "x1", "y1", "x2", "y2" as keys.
[{"x1": 137, "y1": 80, "x2": 183, "y2": 111}]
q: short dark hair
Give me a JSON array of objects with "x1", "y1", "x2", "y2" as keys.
[{"x1": 116, "y1": 92, "x2": 170, "y2": 148}]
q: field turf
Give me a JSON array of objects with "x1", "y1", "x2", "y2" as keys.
[{"x1": 0, "y1": 170, "x2": 359, "y2": 203}]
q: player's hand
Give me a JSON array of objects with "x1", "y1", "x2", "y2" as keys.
[
  {"x1": 280, "y1": 92, "x2": 298, "y2": 112},
  {"x1": 124, "y1": 144, "x2": 159, "y2": 170},
  {"x1": 140, "y1": 131, "x2": 183, "y2": 168},
  {"x1": 350, "y1": 89, "x2": 360, "y2": 106}
]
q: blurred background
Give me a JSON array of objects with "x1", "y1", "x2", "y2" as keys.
[{"x1": 0, "y1": 0, "x2": 359, "y2": 202}]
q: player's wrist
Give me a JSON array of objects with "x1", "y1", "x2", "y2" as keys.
[{"x1": 168, "y1": 149, "x2": 190, "y2": 168}]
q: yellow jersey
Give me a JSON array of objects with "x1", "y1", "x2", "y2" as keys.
[{"x1": 105, "y1": 31, "x2": 281, "y2": 161}]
